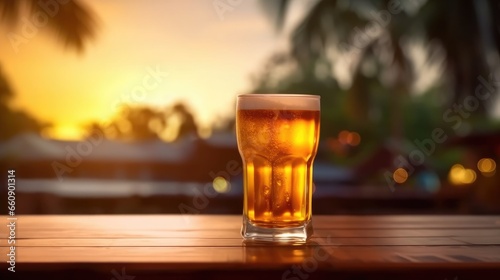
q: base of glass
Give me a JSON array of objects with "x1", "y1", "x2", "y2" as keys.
[{"x1": 241, "y1": 216, "x2": 313, "y2": 243}]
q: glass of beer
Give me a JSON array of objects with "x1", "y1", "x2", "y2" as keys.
[{"x1": 236, "y1": 94, "x2": 320, "y2": 242}]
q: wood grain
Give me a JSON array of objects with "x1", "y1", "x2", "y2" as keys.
[{"x1": 1, "y1": 215, "x2": 499, "y2": 279}]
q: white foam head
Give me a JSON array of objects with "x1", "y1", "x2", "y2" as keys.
[{"x1": 237, "y1": 94, "x2": 320, "y2": 110}]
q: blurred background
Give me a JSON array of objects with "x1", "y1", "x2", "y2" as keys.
[{"x1": 1, "y1": 0, "x2": 499, "y2": 215}]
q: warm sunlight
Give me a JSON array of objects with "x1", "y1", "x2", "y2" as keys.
[
  {"x1": 0, "y1": 0, "x2": 300, "y2": 140},
  {"x1": 43, "y1": 125, "x2": 85, "y2": 140},
  {"x1": 2, "y1": 3, "x2": 500, "y2": 275}
]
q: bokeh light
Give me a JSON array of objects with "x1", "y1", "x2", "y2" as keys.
[
  {"x1": 346, "y1": 132, "x2": 361, "y2": 146},
  {"x1": 477, "y1": 158, "x2": 496, "y2": 174},
  {"x1": 393, "y1": 168, "x2": 408, "y2": 184},
  {"x1": 449, "y1": 164, "x2": 476, "y2": 185},
  {"x1": 416, "y1": 171, "x2": 441, "y2": 193},
  {"x1": 338, "y1": 130, "x2": 361, "y2": 146},
  {"x1": 338, "y1": 130, "x2": 350, "y2": 145},
  {"x1": 213, "y1": 176, "x2": 230, "y2": 193}
]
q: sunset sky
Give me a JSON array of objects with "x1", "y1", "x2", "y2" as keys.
[
  {"x1": 0, "y1": 0, "x2": 309, "y2": 139},
  {"x1": 3, "y1": 0, "x2": 499, "y2": 141}
]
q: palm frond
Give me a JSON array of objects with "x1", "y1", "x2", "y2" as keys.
[
  {"x1": 0, "y1": 0, "x2": 98, "y2": 52},
  {"x1": 259, "y1": 0, "x2": 290, "y2": 31},
  {"x1": 41, "y1": 1, "x2": 98, "y2": 52}
]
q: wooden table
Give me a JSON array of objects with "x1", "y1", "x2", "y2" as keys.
[{"x1": 1, "y1": 215, "x2": 500, "y2": 279}]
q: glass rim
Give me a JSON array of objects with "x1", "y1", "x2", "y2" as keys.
[{"x1": 238, "y1": 93, "x2": 320, "y2": 99}]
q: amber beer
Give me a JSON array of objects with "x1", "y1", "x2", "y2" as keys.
[{"x1": 237, "y1": 94, "x2": 320, "y2": 242}]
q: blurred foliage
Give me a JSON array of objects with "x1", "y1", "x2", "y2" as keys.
[
  {"x1": 0, "y1": 67, "x2": 48, "y2": 141},
  {"x1": 0, "y1": 0, "x2": 98, "y2": 140},
  {"x1": 0, "y1": 66, "x2": 13, "y2": 103},
  {"x1": 171, "y1": 103, "x2": 198, "y2": 140},
  {"x1": 0, "y1": 0, "x2": 98, "y2": 52},
  {"x1": 254, "y1": 0, "x2": 500, "y2": 170},
  {"x1": 262, "y1": 0, "x2": 500, "y2": 111},
  {"x1": 83, "y1": 102, "x2": 200, "y2": 143}
]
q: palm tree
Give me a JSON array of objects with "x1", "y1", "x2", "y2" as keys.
[
  {"x1": 262, "y1": 0, "x2": 499, "y2": 113},
  {"x1": 257, "y1": 0, "x2": 500, "y2": 183},
  {"x1": 260, "y1": 0, "x2": 500, "y2": 152},
  {"x1": 0, "y1": 0, "x2": 98, "y2": 140}
]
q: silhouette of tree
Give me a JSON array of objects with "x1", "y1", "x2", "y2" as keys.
[
  {"x1": 0, "y1": 66, "x2": 13, "y2": 103},
  {"x1": 0, "y1": 0, "x2": 98, "y2": 52},
  {"x1": 82, "y1": 102, "x2": 200, "y2": 143},
  {"x1": 169, "y1": 102, "x2": 198, "y2": 141},
  {"x1": 103, "y1": 106, "x2": 165, "y2": 142},
  {"x1": 82, "y1": 121, "x2": 106, "y2": 140},
  {"x1": 257, "y1": 0, "x2": 500, "y2": 164},
  {"x1": 0, "y1": 67, "x2": 49, "y2": 140},
  {"x1": 0, "y1": 103, "x2": 49, "y2": 141},
  {"x1": 0, "y1": 0, "x2": 98, "y2": 140},
  {"x1": 261, "y1": 0, "x2": 500, "y2": 115}
]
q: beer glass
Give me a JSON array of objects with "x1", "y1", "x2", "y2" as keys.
[{"x1": 236, "y1": 94, "x2": 320, "y2": 242}]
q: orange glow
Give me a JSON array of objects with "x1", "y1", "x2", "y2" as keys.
[
  {"x1": 393, "y1": 168, "x2": 408, "y2": 184},
  {"x1": 346, "y1": 132, "x2": 361, "y2": 146},
  {"x1": 338, "y1": 130, "x2": 350, "y2": 144},
  {"x1": 338, "y1": 130, "x2": 361, "y2": 146},
  {"x1": 449, "y1": 164, "x2": 476, "y2": 185},
  {"x1": 478, "y1": 158, "x2": 496, "y2": 173},
  {"x1": 0, "y1": 0, "x2": 284, "y2": 140},
  {"x1": 42, "y1": 125, "x2": 85, "y2": 140}
]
